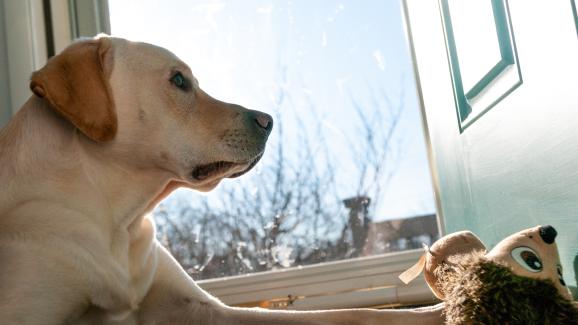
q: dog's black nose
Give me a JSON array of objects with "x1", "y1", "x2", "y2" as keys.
[
  {"x1": 252, "y1": 111, "x2": 273, "y2": 133},
  {"x1": 539, "y1": 225, "x2": 557, "y2": 244}
]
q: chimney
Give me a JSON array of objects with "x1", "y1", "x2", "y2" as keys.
[{"x1": 343, "y1": 196, "x2": 371, "y2": 257}]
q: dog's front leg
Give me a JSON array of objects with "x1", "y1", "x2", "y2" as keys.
[
  {"x1": 138, "y1": 243, "x2": 444, "y2": 325},
  {"x1": 137, "y1": 243, "x2": 230, "y2": 325}
]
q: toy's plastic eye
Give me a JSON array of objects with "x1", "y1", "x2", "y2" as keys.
[
  {"x1": 557, "y1": 265, "x2": 566, "y2": 286},
  {"x1": 511, "y1": 246, "x2": 542, "y2": 272}
]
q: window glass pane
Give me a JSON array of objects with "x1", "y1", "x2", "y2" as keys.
[{"x1": 109, "y1": 0, "x2": 438, "y2": 280}]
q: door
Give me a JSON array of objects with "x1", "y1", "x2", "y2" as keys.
[{"x1": 404, "y1": 0, "x2": 578, "y2": 297}]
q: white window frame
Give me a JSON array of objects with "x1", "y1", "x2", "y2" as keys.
[
  {"x1": 2, "y1": 0, "x2": 48, "y2": 118},
  {"x1": 11, "y1": 0, "x2": 445, "y2": 309},
  {"x1": 0, "y1": 1, "x2": 12, "y2": 128},
  {"x1": 200, "y1": 249, "x2": 436, "y2": 309}
]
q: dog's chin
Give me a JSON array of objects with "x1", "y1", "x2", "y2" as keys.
[
  {"x1": 194, "y1": 179, "x2": 222, "y2": 192},
  {"x1": 190, "y1": 153, "x2": 263, "y2": 185}
]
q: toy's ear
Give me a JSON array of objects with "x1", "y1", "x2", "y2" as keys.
[
  {"x1": 399, "y1": 231, "x2": 486, "y2": 299},
  {"x1": 30, "y1": 37, "x2": 117, "y2": 142}
]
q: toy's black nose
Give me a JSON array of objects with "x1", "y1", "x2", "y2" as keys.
[{"x1": 539, "y1": 225, "x2": 557, "y2": 244}]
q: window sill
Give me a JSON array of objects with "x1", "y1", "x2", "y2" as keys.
[{"x1": 199, "y1": 249, "x2": 437, "y2": 310}]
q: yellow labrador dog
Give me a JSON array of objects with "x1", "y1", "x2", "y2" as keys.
[{"x1": 0, "y1": 35, "x2": 444, "y2": 324}]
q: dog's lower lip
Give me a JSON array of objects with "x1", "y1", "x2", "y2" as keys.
[
  {"x1": 192, "y1": 161, "x2": 236, "y2": 180},
  {"x1": 191, "y1": 154, "x2": 263, "y2": 181},
  {"x1": 228, "y1": 159, "x2": 257, "y2": 178}
]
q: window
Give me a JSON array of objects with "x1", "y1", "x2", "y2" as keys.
[{"x1": 108, "y1": 0, "x2": 438, "y2": 308}]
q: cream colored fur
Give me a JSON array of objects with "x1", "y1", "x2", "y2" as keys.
[{"x1": 0, "y1": 36, "x2": 444, "y2": 325}]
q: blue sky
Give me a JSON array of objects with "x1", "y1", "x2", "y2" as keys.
[{"x1": 109, "y1": 0, "x2": 435, "y2": 221}]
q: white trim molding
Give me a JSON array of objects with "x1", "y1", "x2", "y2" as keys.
[
  {"x1": 50, "y1": 0, "x2": 111, "y2": 54},
  {"x1": 0, "y1": 0, "x2": 12, "y2": 128},
  {"x1": 49, "y1": 0, "x2": 73, "y2": 54},
  {"x1": 3, "y1": 0, "x2": 48, "y2": 114},
  {"x1": 68, "y1": 0, "x2": 111, "y2": 38},
  {"x1": 401, "y1": 0, "x2": 446, "y2": 236},
  {"x1": 199, "y1": 249, "x2": 437, "y2": 309}
]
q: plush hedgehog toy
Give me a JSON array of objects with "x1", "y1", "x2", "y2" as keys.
[{"x1": 399, "y1": 225, "x2": 578, "y2": 324}]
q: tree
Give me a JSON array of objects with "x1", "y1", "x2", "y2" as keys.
[{"x1": 154, "y1": 80, "x2": 405, "y2": 280}]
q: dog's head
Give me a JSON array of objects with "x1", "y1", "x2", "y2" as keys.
[{"x1": 30, "y1": 35, "x2": 272, "y2": 192}]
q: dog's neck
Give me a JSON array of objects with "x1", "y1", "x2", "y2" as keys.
[{"x1": 0, "y1": 96, "x2": 172, "y2": 233}]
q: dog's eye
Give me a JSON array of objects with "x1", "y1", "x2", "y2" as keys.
[
  {"x1": 511, "y1": 246, "x2": 543, "y2": 272},
  {"x1": 170, "y1": 72, "x2": 187, "y2": 90}
]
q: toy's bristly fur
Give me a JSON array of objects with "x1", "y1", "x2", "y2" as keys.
[{"x1": 436, "y1": 252, "x2": 578, "y2": 325}]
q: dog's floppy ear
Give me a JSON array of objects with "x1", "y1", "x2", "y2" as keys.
[
  {"x1": 30, "y1": 37, "x2": 117, "y2": 142},
  {"x1": 399, "y1": 231, "x2": 486, "y2": 299}
]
